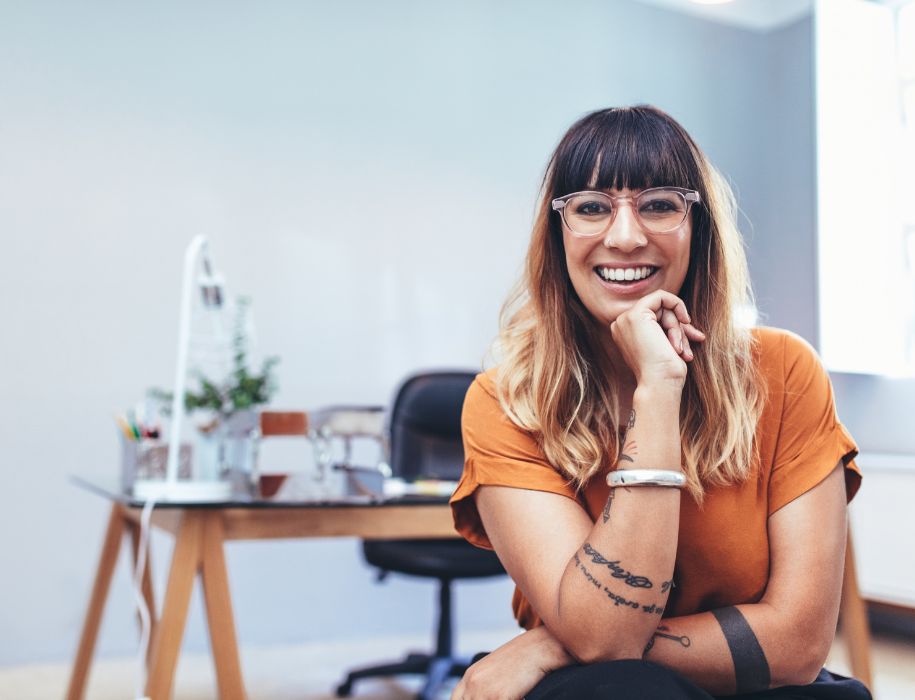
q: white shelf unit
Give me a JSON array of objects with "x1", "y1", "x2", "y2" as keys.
[{"x1": 849, "y1": 453, "x2": 915, "y2": 608}]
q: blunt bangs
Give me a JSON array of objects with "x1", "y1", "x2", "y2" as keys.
[{"x1": 551, "y1": 106, "x2": 704, "y2": 198}]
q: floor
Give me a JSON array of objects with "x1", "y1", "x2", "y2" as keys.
[{"x1": 2, "y1": 628, "x2": 913, "y2": 699}]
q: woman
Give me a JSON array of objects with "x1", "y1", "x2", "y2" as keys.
[{"x1": 449, "y1": 106, "x2": 869, "y2": 699}]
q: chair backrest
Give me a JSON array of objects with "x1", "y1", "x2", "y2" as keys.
[
  {"x1": 259, "y1": 411, "x2": 309, "y2": 437},
  {"x1": 388, "y1": 371, "x2": 477, "y2": 482}
]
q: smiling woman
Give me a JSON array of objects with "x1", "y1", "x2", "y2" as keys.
[
  {"x1": 448, "y1": 106, "x2": 871, "y2": 700},
  {"x1": 491, "y1": 106, "x2": 755, "y2": 498}
]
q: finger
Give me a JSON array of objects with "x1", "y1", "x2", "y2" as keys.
[
  {"x1": 657, "y1": 307, "x2": 678, "y2": 329},
  {"x1": 681, "y1": 332, "x2": 694, "y2": 361},
  {"x1": 642, "y1": 290, "x2": 691, "y2": 324},
  {"x1": 682, "y1": 324, "x2": 706, "y2": 342},
  {"x1": 659, "y1": 309, "x2": 687, "y2": 351},
  {"x1": 666, "y1": 325, "x2": 683, "y2": 353}
]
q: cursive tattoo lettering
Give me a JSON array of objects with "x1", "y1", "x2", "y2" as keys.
[
  {"x1": 573, "y1": 552, "x2": 602, "y2": 589},
  {"x1": 603, "y1": 585, "x2": 640, "y2": 609},
  {"x1": 582, "y1": 543, "x2": 653, "y2": 588}
]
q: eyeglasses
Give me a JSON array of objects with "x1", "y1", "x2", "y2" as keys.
[{"x1": 551, "y1": 187, "x2": 701, "y2": 236}]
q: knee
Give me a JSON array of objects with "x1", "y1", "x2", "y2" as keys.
[{"x1": 571, "y1": 659, "x2": 705, "y2": 700}]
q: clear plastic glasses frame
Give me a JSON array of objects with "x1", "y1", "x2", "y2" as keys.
[{"x1": 551, "y1": 187, "x2": 701, "y2": 236}]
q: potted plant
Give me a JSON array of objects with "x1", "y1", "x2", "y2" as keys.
[{"x1": 150, "y1": 298, "x2": 279, "y2": 482}]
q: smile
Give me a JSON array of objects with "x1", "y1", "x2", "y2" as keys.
[{"x1": 594, "y1": 265, "x2": 658, "y2": 283}]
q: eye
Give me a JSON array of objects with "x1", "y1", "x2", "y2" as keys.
[
  {"x1": 572, "y1": 196, "x2": 612, "y2": 217},
  {"x1": 640, "y1": 199, "x2": 678, "y2": 213},
  {"x1": 639, "y1": 191, "x2": 685, "y2": 218}
]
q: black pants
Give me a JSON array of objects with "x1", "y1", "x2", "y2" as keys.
[{"x1": 524, "y1": 660, "x2": 872, "y2": 700}]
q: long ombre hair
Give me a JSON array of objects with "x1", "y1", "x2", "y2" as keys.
[{"x1": 495, "y1": 106, "x2": 765, "y2": 502}]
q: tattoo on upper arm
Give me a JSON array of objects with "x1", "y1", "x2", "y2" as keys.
[
  {"x1": 711, "y1": 606, "x2": 771, "y2": 693},
  {"x1": 582, "y1": 543, "x2": 653, "y2": 588}
]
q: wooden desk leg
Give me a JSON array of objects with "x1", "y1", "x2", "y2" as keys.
[
  {"x1": 200, "y1": 512, "x2": 246, "y2": 699},
  {"x1": 66, "y1": 503, "x2": 127, "y2": 700},
  {"x1": 145, "y1": 511, "x2": 205, "y2": 700},
  {"x1": 841, "y1": 526, "x2": 873, "y2": 691},
  {"x1": 127, "y1": 519, "x2": 158, "y2": 667}
]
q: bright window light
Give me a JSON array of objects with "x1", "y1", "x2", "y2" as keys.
[{"x1": 815, "y1": 0, "x2": 915, "y2": 375}]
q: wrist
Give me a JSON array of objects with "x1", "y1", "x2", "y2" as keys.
[
  {"x1": 530, "y1": 625, "x2": 576, "y2": 671},
  {"x1": 633, "y1": 382, "x2": 684, "y2": 408}
]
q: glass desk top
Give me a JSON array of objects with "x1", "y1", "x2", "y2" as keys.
[{"x1": 72, "y1": 475, "x2": 451, "y2": 509}]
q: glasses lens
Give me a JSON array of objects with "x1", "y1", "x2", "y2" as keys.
[
  {"x1": 636, "y1": 189, "x2": 688, "y2": 233},
  {"x1": 562, "y1": 193, "x2": 614, "y2": 236}
]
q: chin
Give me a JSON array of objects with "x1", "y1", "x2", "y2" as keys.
[
  {"x1": 600, "y1": 300, "x2": 636, "y2": 326},
  {"x1": 580, "y1": 307, "x2": 622, "y2": 331}
]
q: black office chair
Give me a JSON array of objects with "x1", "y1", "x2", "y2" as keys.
[{"x1": 335, "y1": 371, "x2": 506, "y2": 700}]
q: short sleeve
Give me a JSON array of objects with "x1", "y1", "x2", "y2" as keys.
[
  {"x1": 450, "y1": 372, "x2": 579, "y2": 549},
  {"x1": 767, "y1": 331, "x2": 862, "y2": 516}
]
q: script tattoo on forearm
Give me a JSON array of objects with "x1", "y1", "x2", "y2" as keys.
[
  {"x1": 618, "y1": 410, "x2": 638, "y2": 463},
  {"x1": 573, "y1": 552, "x2": 666, "y2": 616},
  {"x1": 711, "y1": 606, "x2": 771, "y2": 693},
  {"x1": 600, "y1": 584, "x2": 664, "y2": 616},
  {"x1": 644, "y1": 625, "x2": 692, "y2": 655},
  {"x1": 573, "y1": 552, "x2": 602, "y2": 589},
  {"x1": 601, "y1": 489, "x2": 615, "y2": 524},
  {"x1": 582, "y1": 543, "x2": 653, "y2": 588}
]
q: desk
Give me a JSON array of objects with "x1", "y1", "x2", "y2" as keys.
[{"x1": 66, "y1": 478, "x2": 457, "y2": 700}]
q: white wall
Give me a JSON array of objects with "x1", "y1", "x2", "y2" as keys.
[{"x1": 0, "y1": 0, "x2": 777, "y2": 665}]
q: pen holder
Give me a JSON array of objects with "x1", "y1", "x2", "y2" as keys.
[
  {"x1": 120, "y1": 436, "x2": 192, "y2": 493},
  {"x1": 194, "y1": 411, "x2": 260, "y2": 495}
]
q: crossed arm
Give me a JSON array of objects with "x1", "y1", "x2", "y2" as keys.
[{"x1": 459, "y1": 461, "x2": 847, "y2": 697}]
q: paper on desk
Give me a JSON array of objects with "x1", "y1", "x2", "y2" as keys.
[{"x1": 383, "y1": 478, "x2": 458, "y2": 498}]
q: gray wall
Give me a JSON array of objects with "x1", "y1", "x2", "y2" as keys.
[{"x1": 5, "y1": 0, "x2": 895, "y2": 668}]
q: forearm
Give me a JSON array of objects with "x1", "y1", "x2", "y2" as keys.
[
  {"x1": 643, "y1": 603, "x2": 825, "y2": 695},
  {"x1": 453, "y1": 626, "x2": 577, "y2": 700},
  {"x1": 553, "y1": 384, "x2": 684, "y2": 661}
]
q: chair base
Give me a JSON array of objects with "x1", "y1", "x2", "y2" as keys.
[{"x1": 335, "y1": 651, "x2": 470, "y2": 700}]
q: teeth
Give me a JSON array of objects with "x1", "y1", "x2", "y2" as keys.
[{"x1": 597, "y1": 266, "x2": 655, "y2": 282}]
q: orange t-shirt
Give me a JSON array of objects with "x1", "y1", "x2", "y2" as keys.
[{"x1": 450, "y1": 326, "x2": 862, "y2": 629}]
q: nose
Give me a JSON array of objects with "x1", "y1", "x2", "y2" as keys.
[{"x1": 602, "y1": 202, "x2": 648, "y2": 252}]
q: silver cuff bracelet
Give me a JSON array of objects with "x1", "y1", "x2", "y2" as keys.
[{"x1": 606, "y1": 469, "x2": 686, "y2": 489}]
